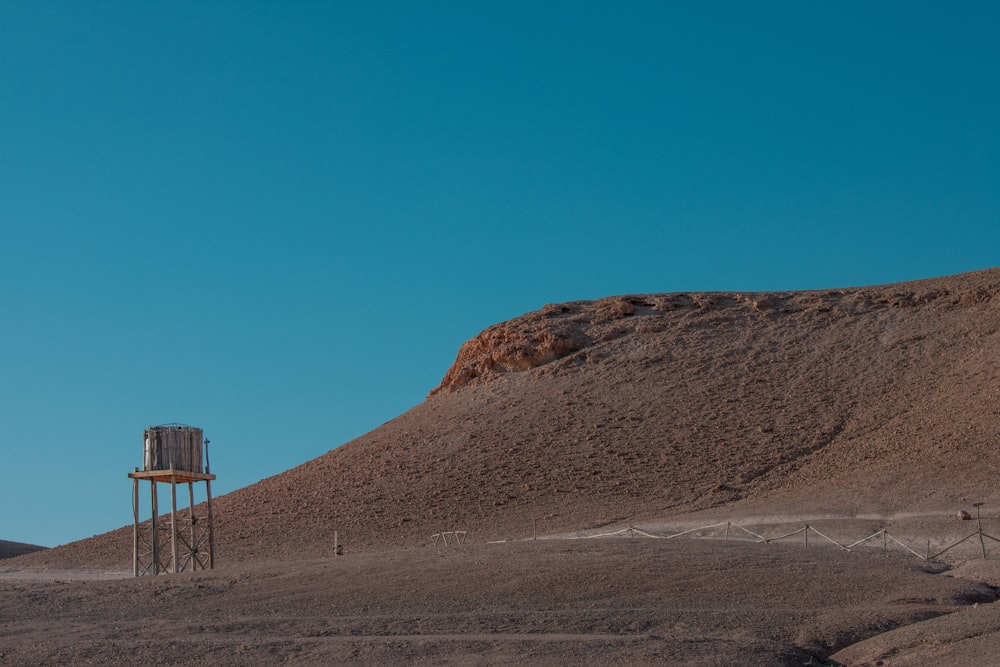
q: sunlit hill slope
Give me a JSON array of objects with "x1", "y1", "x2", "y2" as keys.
[{"x1": 15, "y1": 267, "x2": 1000, "y2": 567}]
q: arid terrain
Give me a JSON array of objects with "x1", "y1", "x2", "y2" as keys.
[{"x1": 4, "y1": 267, "x2": 1000, "y2": 664}]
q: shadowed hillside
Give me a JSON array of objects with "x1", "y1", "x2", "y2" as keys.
[
  {"x1": 14, "y1": 268, "x2": 1000, "y2": 568},
  {"x1": 0, "y1": 540, "x2": 47, "y2": 560}
]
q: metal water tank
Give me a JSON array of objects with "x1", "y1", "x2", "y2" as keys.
[{"x1": 143, "y1": 424, "x2": 204, "y2": 473}]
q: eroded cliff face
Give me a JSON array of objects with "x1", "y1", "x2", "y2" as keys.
[
  {"x1": 429, "y1": 322, "x2": 586, "y2": 394},
  {"x1": 429, "y1": 296, "x2": 663, "y2": 394},
  {"x1": 431, "y1": 270, "x2": 1000, "y2": 395}
]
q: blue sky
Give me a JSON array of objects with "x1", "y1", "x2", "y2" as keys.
[{"x1": 2, "y1": 2, "x2": 998, "y2": 547}]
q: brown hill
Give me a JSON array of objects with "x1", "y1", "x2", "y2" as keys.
[
  {"x1": 13, "y1": 267, "x2": 1000, "y2": 568},
  {"x1": 0, "y1": 539, "x2": 47, "y2": 560}
]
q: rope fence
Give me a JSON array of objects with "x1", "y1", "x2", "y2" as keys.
[
  {"x1": 559, "y1": 519, "x2": 1000, "y2": 561},
  {"x1": 431, "y1": 509, "x2": 1000, "y2": 562},
  {"x1": 431, "y1": 530, "x2": 468, "y2": 546}
]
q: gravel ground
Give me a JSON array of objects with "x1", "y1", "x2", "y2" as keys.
[{"x1": 2, "y1": 539, "x2": 995, "y2": 666}]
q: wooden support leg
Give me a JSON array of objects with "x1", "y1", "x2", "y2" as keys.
[
  {"x1": 170, "y1": 475, "x2": 179, "y2": 574},
  {"x1": 205, "y1": 478, "x2": 216, "y2": 570},
  {"x1": 188, "y1": 482, "x2": 197, "y2": 571},
  {"x1": 150, "y1": 480, "x2": 159, "y2": 575},
  {"x1": 132, "y1": 476, "x2": 139, "y2": 577}
]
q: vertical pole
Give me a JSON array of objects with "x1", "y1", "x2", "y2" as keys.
[
  {"x1": 976, "y1": 504, "x2": 988, "y2": 559},
  {"x1": 334, "y1": 530, "x2": 338, "y2": 556},
  {"x1": 205, "y1": 478, "x2": 216, "y2": 569},
  {"x1": 725, "y1": 522, "x2": 730, "y2": 541},
  {"x1": 188, "y1": 482, "x2": 197, "y2": 571},
  {"x1": 533, "y1": 519, "x2": 537, "y2": 541},
  {"x1": 150, "y1": 480, "x2": 159, "y2": 575},
  {"x1": 805, "y1": 525, "x2": 809, "y2": 548},
  {"x1": 170, "y1": 476, "x2": 179, "y2": 573},
  {"x1": 132, "y1": 476, "x2": 140, "y2": 577}
]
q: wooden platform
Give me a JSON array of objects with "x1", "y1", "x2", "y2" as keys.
[
  {"x1": 128, "y1": 469, "x2": 217, "y2": 484},
  {"x1": 130, "y1": 467, "x2": 217, "y2": 575}
]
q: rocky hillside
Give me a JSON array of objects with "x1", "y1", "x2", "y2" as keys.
[{"x1": 14, "y1": 268, "x2": 1000, "y2": 568}]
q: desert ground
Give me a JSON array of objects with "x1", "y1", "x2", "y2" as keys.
[
  {"x1": 4, "y1": 267, "x2": 1000, "y2": 664},
  {"x1": 4, "y1": 537, "x2": 1000, "y2": 666}
]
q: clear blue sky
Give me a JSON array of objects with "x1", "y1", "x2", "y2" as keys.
[{"x1": 2, "y1": 2, "x2": 998, "y2": 548}]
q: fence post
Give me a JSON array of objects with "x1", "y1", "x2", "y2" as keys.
[{"x1": 976, "y1": 503, "x2": 988, "y2": 559}]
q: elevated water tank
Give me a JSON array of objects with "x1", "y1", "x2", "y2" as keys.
[{"x1": 143, "y1": 424, "x2": 204, "y2": 473}]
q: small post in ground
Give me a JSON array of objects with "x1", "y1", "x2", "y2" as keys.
[{"x1": 975, "y1": 503, "x2": 988, "y2": 559}]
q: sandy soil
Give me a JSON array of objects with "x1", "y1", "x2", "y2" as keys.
[{"x1": 3, "y1": 539, "x2": 997, "y2": 666}]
